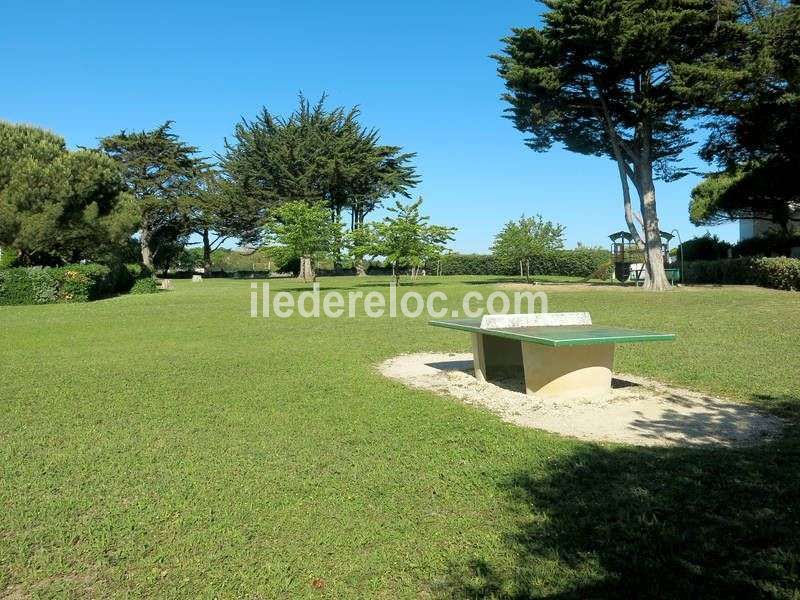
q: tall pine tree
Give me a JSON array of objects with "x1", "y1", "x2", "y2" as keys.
[
  {"x1": 677, "y1": 0, "x2": 800, "y2": 235},
  {"x1": 0, "y1": 122, "x2": 132, "y2": 265},
  {"x1": 495, "y1": 0, "x2": 737, "y2": 290},
  {"x1": 182, "y1": 168, "x2": 265, "y2": 275},
  {"x1": 219, "y1": 95, "x2": 418, "y2": 230},
  {"x1": 100, "y1": 122, "x2": 206, "y2": 269}
]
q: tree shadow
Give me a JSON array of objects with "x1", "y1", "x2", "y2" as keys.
[
  {"x1": 627, "y1": 404, "x2": 781, "y2": 447},
  {"x1": 750, "y1": 394, "x2": 800, "y2": 421},
  {"x1": 354, "y1": 281, "x2": 442, "y2": 288},
  {"x1": 460, "y1": 278, "x2": 627, "y2": 288},
  {"x1": 462, "y1": 278, "x2": 527, "y2": 286},
  {"x1": 433, "y1": 430, "x2": 800, "y2": 598}
]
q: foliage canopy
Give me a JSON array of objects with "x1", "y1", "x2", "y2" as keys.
[
  {"x1": 220, "y1": 95, "x2": 418, "y2": 229},
  {"x1": 0, "y1": 122, "x2": 132, "y2": 265},
  {"x1": 491, "y1": 215, "x2": 566, "y2": 282}
]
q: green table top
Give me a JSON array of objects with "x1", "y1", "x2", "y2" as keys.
[{"x1": 429, "y1": 318, "x2": 676, "y2": 347}]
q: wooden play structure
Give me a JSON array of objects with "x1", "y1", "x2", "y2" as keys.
[{"x1": 609, "y1": 230, "x2": 679, "y2": 283}]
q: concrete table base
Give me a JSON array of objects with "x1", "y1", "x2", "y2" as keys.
[
  {"x1": 471, "y1": 332, "x2": 614, "y2": 399},
  {"x1": 471, "y1": 333, "x2": 523, "y2": 382},
  {"x1": 521, "y1": 342, "x2": 614, "y2": 399}
]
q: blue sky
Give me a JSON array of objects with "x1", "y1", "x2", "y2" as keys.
[{"x1": 1, "y1": 0, "x2": 739, "y2": 252}]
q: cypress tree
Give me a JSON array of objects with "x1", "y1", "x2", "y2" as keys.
[{"x1": 495, "y1": 0, "x2": 737, "y2": 290}]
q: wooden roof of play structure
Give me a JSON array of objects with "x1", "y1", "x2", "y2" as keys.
[{"x1": 608, "y1": 230, "x2": 674, "y2": 242}]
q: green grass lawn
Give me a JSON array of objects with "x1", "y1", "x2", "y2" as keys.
[{"x1": 2, "y1": 276, "x2": 799, "y2": 598}]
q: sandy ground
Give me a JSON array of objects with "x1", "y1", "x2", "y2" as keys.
[{"x1": 378, "y1": 353, "x2": 782, "y2": 447}]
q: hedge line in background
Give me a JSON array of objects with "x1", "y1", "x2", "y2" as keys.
[
  {"x1": 685, "y1": 257, "x2": 800, "y2": 291},
  {"x1": 438, "y1": 248, "x2": 610, "y2": 278},
  {"x1": 0, "y1": 263, "x2": 157, "y2": 306}
]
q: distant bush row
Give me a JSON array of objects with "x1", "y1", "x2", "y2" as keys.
[
  {"x1": 684, "y1": 257, "x2": 800, "y2": 291},
  {"x1": 0, "y1": 263, "x2": 157, "y2": 306},
  {"x1": 677, "y1": 232, "x2": 800, "y2": 261},
  {"x1": 437, "y1": 248, "x2": 611, "y2": 278}
]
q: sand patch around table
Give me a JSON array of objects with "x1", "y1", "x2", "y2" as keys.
[{"x1": 378, "y1": 352, "x2": 782, "y2": 447}]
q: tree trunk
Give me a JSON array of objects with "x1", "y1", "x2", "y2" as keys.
[
  {"x1": 140, "y1": 226, "x2": 154, "y2": 270},
  {"x1": 202, "y1": 229, "x2": 213, "y2": 276},
  {"x1": 298, "y1": 255, "x2": 315, "y2": 283},
  {"x1": 638, "y1": 162, "x2": 670, "y2": 291},
  {"x1": 355, "y1": 256, "x2": 367, "y2": 276},
  {"x1": 613, "y1": 148, "x2": 645, "y2": 251},
  {"x1": 601, "y1": 98, "x2": 645, "y2": 250}
]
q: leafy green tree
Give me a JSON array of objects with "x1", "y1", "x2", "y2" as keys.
[
  {"x1": 263, "y1": 201, "x2": 343, "y2": 282},
  {"x1": 182, "y1": 169, "x2": 264, "y2": 275},
  {"x1": 0, "y1": 122, "x2": 132, "y2": 265},
  {"x1": 100, "y1": 122, "x2": 206, "y2": 269},
  {"x1": 676, "y1": 1, "x2": 800, "y2": 233},
  {"x1": 149, "y1": 222, "x2": 190, "y2": 275},
  {"x1": 495, "y1": 0, "x2": 735, "y2": 290},
  {"x1": 373, "y1": 198, "x2": 456, "y2": 285},
  {"x1": 174, "y1": 247, "x2": 204, "y2": 272},
  {"x1": 220, "y1": 95, "x2": 418, "y2": 230},
  {"x1": 0, "y1": 246, "x2": 14, "y2": 269},
  {"x1": 344, "y1": 222, "x2": 380, "y2": 276},
  {"x1": 491, "y1": 215, "x2": 565, "y2": 282}
]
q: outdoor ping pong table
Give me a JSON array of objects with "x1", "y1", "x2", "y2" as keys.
[{"x1": 430, "y1": 318, "x2": 676, "y2": 399}]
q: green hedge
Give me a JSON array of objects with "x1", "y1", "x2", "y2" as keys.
[
  {"x1": 130, "y1": 277, "x2": 159, "y2": 294},
  {"x1": 438, "y1": 248, "x2": 611, "y2": 278},
  {"x1": 684, "y1": 257, "x2": 800, "y2": 291},
  {"x1": 734, "y1": 233, "x2": 800, "y2": 258},
  {"x1": 57, "y1": 264, "x2": 114, "y2": 302},
  {"x1": 438, "y1": 254, "x2": 512, "y2": 276},
  {"x1": 0, "y1": 269, "x2": 37, "y2": 305},
  {"x1": 0, "y1": 263, "x2": 148, "y2": 306},
  {"x1": 676, "y1": 234, "x2": 732, "y2": 261}
]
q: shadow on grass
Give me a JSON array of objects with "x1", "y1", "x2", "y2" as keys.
[
  {"x1": 750, "y1": 394, "x2": 800, "y2": 421},
  {"x1": 355, "y1": 281, "x2": 442, "y2": 288},
  {"x1": 433, "y1": 428, "x2": 800, "y2": 598},
  {"x1": 460, "y1": 278, "x2": 625, "y2": 287}
]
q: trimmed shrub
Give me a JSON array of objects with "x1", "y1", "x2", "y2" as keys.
[
  {"x1": 753, "y1": 257, "x2": 800, "y2": 291},
  {"x1": 53, "y1": 264, "x2": 111, "y2": 302},
  {"x1": 677, "y1": 233, "x2": 732, "y2": 261},
  {"x1": 0, "y1": 262, "x2": 148, "y2": 305},
  {"x1": 0, "y1": 269, "x2": 35, "y2": 305},
  {"x1": 734, "y1": 232, "x2": 800, "y2": 258},
  {"x1": 438, "y1": 248, "x2": 611, "y2": 278},
  {"x1": 684, "y1": 257, "x2": 800, "y2": 290},
  {"x1": 438, "y1": 254, "x2": 513, "y2": 276},
  {"x1": 684, "y1": 258, "x2": 758, "y2": 285},
  {"x1": 130, "y1": 277, "x2": 159, "y2": 294},
  {"x1": 28, "y1": 269, "x2": 59, "y2": 304}
]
